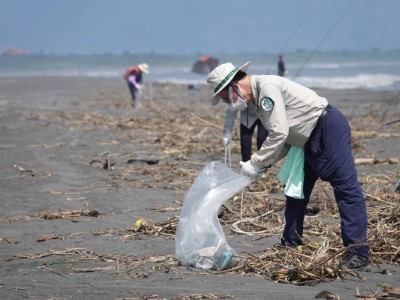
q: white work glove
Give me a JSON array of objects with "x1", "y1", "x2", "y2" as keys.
[
  {"x1": 240, "y1": 160, "x2": 267, "y2": 177},
  {"x1": 223, "y1": 133, "x2": 231, "y2": 146},
  {"x1": 135, "y1": 83, "x2": 142, "y2": 91}
]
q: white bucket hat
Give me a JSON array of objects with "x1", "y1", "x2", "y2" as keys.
[
  {"x1": 207, "y1": 61, "x2": 250, "y2": 106},
  {"x1": 138, "y1": 63, "x2": 150, "y2": 74}
]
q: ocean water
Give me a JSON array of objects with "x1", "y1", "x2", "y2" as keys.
[
  {"x1": 144, "y1": 61, "x2": 400, "y2": 92},
  {"x1": 1, "y1": 52, "x2": 400, "y2": 91}
]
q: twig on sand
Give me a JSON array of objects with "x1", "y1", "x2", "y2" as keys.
[{"x1": 190, "y1": 112, "x2": 223, "y2": 130}]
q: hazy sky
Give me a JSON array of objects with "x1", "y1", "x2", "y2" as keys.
[{"x1": 1, "y1": 0, "x2": 399, "y2": 55}]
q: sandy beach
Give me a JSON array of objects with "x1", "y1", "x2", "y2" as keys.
[{"x1": 0, "y1": 76, "x2": 399, "y2": 300}]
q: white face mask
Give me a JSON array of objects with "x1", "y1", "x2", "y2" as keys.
[{"x1": 228, "y1": 86, "x2": 247, "y2": 111}]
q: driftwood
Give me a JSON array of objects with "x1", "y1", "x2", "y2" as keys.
[
  {"x1": 127, "y1": 158, "x2": 159, "y2": 165},
  {"x1": 355, "y1": 157, "x2": 399, "y2": 165}
]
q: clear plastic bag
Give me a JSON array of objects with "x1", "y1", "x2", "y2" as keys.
[{"x1": 175, "y1": 161, "x2": 252, "y2": 270}]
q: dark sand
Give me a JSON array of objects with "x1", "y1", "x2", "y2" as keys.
[{"x1": 0, "y1": 76, "x2": 399, "y2": 299}]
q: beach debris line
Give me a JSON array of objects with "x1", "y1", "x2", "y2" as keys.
[
  {"x1": 39, "y1": 209, "x2": 99, "y2": 219},
  {"x1": 0, "y1": 209, "x2": 100, "y2": 223},
  {"x1": 13, "y1": 163, "x2": 52, "y2": 177},
  {"x1": 7, "y1": 247, "x2": 177, "y2": 277},
  {"x1": 0, "y1": 237, "x2": 17, "y2": 244},
  {"x1": 148, "y1": 205, "x2": 182, "y2": 212},
  {"x1": 356, "y1": 285, "x2": 400, "y2": 300},
  {"x1": 379, "y1": 286, "x2": 400, "y2": 299},
  {"x1": 173, "y1": 294, "x2": 234, "y2": 300},
  {"x1": 141, "y1": 217, "x2": 179, "y2": 237},
  {"x1": 37, "y1": 234, "x2": 62, "y2": 242},
  {"x1": 7, "y1": 244, "x2": 400, "y2": 298},
  {"x1": 355, "y1": 157, "x2": 399, "y2": 165},
  {"x1": 93, "y1": 216, "x2": 179, "y2": 239}
]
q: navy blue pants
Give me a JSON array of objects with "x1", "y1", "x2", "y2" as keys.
[
  {"x1": 240, "y1": 120, "x2": 268, "y2": 162},
  {"x1": 282, "y1": 105, "x2": 369, "y2": 257}
]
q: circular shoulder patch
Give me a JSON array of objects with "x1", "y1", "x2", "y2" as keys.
[{"x1": 260, "y1": 97, "x2": 274, "y2": 112}]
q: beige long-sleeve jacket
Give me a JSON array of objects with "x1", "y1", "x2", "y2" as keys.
[
  {"x1": 250, "y1": 75, "x2": 328, "y2": 168},
  {"x1": 223, "y1": 102, "x2": 259, "y2": 136}
]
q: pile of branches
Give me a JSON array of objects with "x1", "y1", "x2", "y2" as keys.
[{"x1": 134, "y1": 171, "x2": 400, "y2": 285}]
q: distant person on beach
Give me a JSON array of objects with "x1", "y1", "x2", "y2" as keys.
[
  {"x1": 223, "y1": 101, "x2": 268, "y2": 162},
  {"x1": 278, "y1": 55, "x2": 286, "y2": 77},
  {"x1": 206, "y1": 61, "x2": 369, "y2": 270},
  {"x1": 123, "y1": 63, "x2": 149, "y2": 109}
]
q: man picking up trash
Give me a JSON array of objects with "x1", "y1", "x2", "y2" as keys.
[{"x1": 206, "y1": 61, "x2": 369, "y2": 270}]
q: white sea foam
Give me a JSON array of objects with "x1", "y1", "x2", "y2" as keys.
[
  {"x1": 1, "y1": 61, "x2": 400, "y2": 91},
  {"x1": 294, "y1": 73, "x2": 400, "y2": 90}
]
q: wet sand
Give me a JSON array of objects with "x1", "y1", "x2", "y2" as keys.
[{"x1": 0, "y1": 76, "x2": 399, "y2": 299}]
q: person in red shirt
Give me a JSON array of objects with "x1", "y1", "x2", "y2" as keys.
[{"x1": 123, "y1": 63, "x2": 149, "y2": 109}]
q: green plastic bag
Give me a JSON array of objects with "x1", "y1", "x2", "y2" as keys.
[{"x1": 277, "y1": 146, "x2": 305, "y2": 199}]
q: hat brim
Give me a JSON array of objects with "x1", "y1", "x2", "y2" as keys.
[
  {"x1": 139, "y1": 68, "x2": 149, "y2": 74},
  {"x1": 210, "y1": 61, "x2": 250, "y2": 106},
  {"x1": 138, "y1": 64, "x2": 149, "y2": 74}
]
